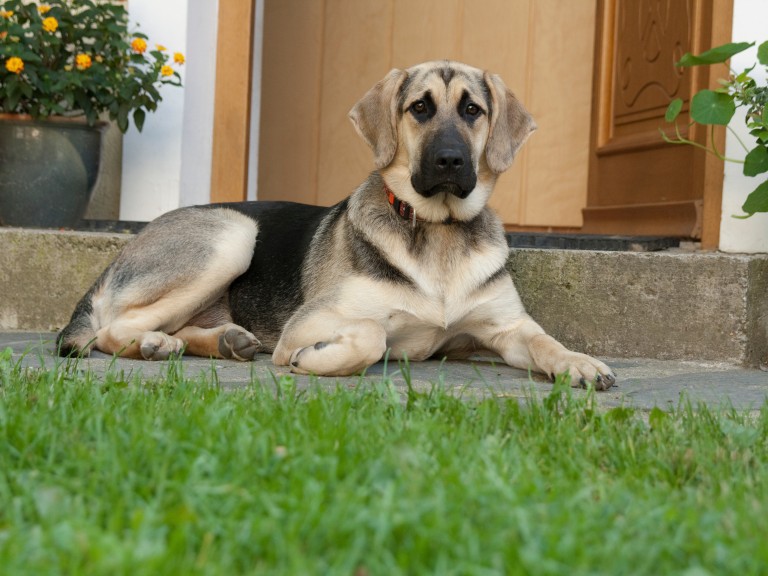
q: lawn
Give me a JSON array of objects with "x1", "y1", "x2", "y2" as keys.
[{"x1": 0, "y1": 347, "x2": 767, "y2": 575}]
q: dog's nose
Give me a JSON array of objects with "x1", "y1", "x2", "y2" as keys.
[{"x1": 435, "y1": 149, "x2": 465, "y2": 172}]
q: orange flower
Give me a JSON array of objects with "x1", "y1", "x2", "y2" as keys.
[
  {"x1": 155, "y1": 44, "x2": 167, "y2": 51},
  {"x1": 38, "y1": 5, "x2": 51, "y2": 14},
  {"x1": 5, "y1": 56, "x2": 24, "y2": 74},
  {"x1": 75, "y1": 53, "x2": 92, "y2": 70},
  {"x1": 1, "y1": 10, "x2": 14, "y2": 18},
  {"x1": 173, "y1": 52, "x2": 185, "y2": 65},
  {"x1": 160, "y1": 65, "x2": 173, "y2": 77},
  {"x1": 131, "y1": 37, "x2": 147, "y2": 54},
  {"x1": 42, "y1": 16, "x2": 58, "y2": 33}
]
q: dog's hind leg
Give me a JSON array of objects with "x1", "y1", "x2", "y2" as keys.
[
  {"x1": 87, "y1": 207, "x2": 258, "y2": 360},
  {"x1": 172, "y1": 323, "x2": 260, "y2": 361}
]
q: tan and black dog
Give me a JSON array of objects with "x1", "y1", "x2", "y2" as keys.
[{"x1": 58, "y1": 60, "x2": 615, "y2": 389}]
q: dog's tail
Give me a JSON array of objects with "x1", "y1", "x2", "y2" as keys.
[{"x1": 56, "y1": 284, "x2": 100, "y2": 357}]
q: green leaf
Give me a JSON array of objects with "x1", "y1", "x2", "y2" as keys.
[
  {"x1": 758, "y1": 41, "x2": 768, "y2": 66},
  {"x1": 690, "y1": 90, "x2": 735, "y2": 125},
  {"x1": 133, "y1": 108, "x2": 145, "y2": 132},
  {"x1": 117, "y1": 102, "x2": 130, "y2": 133},
  {"x1": 665, "y1": 98, "x2": 683, "y2": 122},
  {"x1": 677, "y1": 42, "x2": 754, "y2": 66},
  {"x1": 741, "y1": 179, "x2": 768, "y2": 215},
  {"x1": 754, "y1": 129, "x2": 768, "y2": 143},
  {"x1": 744, "y1": 145, "x2": 768, "y2": 177}
]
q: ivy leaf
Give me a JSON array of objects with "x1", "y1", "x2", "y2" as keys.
[
  {"x1": 741, "y1": 179, "x2": 768, "y2": 215},
  {"x1": 677, "y1": 42, "x2": 754, "y2": 66},
  {"x1": 758, "y1": 40, "x2": 768, "y2": 66},
  {"x1": 744, "y1": 145, "x2": 768, "y2": 177},
  {"x1": 690, "y1": 90, "x2": 735, "y2": 125},
  {"x1": 665, "y1": 98, "x2": 683, "y2": 122}
]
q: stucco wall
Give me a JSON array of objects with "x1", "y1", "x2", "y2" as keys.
[{"x1": 720, "y1": 0, "x2": 768, "y2": 253}]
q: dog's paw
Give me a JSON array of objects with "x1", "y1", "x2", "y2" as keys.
[
  {"x1": 218, "y1": 327, "x2": 260, "y2": 361},
  {"x1": 548, "y1": 352, "x2": 616, "y2": 391},
  {"x1": 288, "y1": 342, "x2": 326, "y2": 375},
  {"x1": 287, "y1": 339, "x2": 377, "y2": 377},
  {"x1": 139, "y1": 331, "x2": 184, "y2": 360}
]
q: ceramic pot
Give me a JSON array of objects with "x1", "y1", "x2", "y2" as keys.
[{"x1": 0, "y1": 114, "x2": 106, "y2": 228}]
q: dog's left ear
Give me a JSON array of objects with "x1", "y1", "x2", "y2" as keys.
[
  {"x1": 484, "y1": 72, "x2": 537, "y2": 174},
  {"x1": 349, "y1": 69, "x2": 408, "y2": 169}
]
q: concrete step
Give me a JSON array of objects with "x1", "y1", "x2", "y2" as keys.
[{"x1": 2, "y1": 227, "x2": 767, "y2": 367}]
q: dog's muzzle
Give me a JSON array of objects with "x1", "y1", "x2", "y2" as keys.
[{"x1": 411, "y1": 130, "x2": 477, "y2": 199}]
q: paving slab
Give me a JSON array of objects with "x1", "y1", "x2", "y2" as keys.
[{"x1": 2, "y1": 332, "x2": 766, "y2": 411}]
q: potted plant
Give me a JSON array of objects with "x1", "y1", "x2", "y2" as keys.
[
  {"x1": 0, "y1": 0, "x2": 184, "y2": 228},
  {"x1": 663, "y1": 41, "x2": 768, "y2": 218}
]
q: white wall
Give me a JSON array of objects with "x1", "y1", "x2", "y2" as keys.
[
  {"x1": 120, "y1": 0, "x2": 188, "y2": 221},
  {"x1": 247, "y1": 0, "x2": 265, "y2": 201},
  {"x1": 121, "y1": 0, "x2": 262, "y2": 219},
  {"x1": 720, "y1": 0, "x2": 768, "y2": 253},
  {"x1": 179, "y1": 0, "x2": 220, "y2": 209}
]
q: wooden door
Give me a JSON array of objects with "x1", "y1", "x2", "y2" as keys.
[
  {"x1": 257, "y1": 0, "x2": 597, "y2": 229},
  {"x1": 585, "y1": 0, "x2": 732, "y2": 246}
]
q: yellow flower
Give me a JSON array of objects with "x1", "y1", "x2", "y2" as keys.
[
  {"x1": 42, "y1": 16, "x2": 58, "y2": 33},
  {"x1": 131, "y1": 37, "x2": 147, "y2": 54},
  {"x1": 38, "y1": 5, "x2": 51, "y2": 14},
  {"x1": 160, "y1": 64, "x2": 173, "y2": 77},
  {"x1": 173, "y1": 52, "x2": 185, "y2": 65},
  {"x1": 1, "y1": 10, "x2": 14, "y2": 18},
  {"x1": 75, "y1": 53, "x2": 92, "y2": 70},
  {"x1": 5, "y1": 56, "x2": 23, "y2": 74},
  {"x1": 155, "y1": 44, "x2": 167, "y2": 51}
]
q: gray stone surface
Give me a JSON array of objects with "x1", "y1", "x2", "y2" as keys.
[{"x1": 3, "y1": 331, "x2": 767, "y2": 411}]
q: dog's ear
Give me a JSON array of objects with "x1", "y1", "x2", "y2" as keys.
[
  {"x1": 349, "y1": 69, "x2": 408, "y2": 169},
  {"x1": 484, "y1": 72, "x2": 537, "y2": 174}
]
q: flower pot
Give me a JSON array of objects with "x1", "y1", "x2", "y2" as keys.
[{"x1": 0, "y1": 115, "x2": 106, "y2": 229}]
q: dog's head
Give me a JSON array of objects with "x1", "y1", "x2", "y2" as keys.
[{"x1": 349, "y1": 61, "x2": 536, "y2": 222}]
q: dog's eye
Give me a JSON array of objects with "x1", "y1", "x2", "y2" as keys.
[
  {"x1": 465, "y1": 103, "x2": 481, "y2": 116},
  {"x1": 411, "y1": 100, "x2": 427, "y2": 114}
]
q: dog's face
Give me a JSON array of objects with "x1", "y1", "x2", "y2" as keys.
[{"x1": 349, "y1": 61, "x2": 536, "y2": 222}]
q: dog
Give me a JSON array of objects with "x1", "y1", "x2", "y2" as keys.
[{"x1": 58, "y1": 60, "x2": 615, "y2": 389}]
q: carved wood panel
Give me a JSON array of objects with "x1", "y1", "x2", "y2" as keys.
[
  {"x1": 585, "y1": 0, "x2": 732, "y2": 244},
  {"x1": 613, "y1": 0, "x2": 691, "y2": 128}
]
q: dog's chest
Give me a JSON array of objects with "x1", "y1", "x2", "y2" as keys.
[{"x1": 343, "y1": 233, "x2": 508, "y2": 329}]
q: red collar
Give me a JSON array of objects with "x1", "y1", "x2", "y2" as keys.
[{"x1": 384, "y1": 185, "x2": 454, "y2": 224}]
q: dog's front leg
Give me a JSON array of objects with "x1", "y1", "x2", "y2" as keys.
[
  {"x1": 273, "y1": 311, "x2": 387, "y2": 377},
  {"x1": 486, "y1": 317, "x2": 616, "y2": 390}
]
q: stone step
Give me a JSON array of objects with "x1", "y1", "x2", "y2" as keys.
[{"x1": 2, "y1": 227, "x2": 766, "y2": 367}]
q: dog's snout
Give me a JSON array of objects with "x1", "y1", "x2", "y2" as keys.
[
  {"x1": 411, "y1": 126, "x2": 477, "y2": 198},
  {"x1": 435, "y1": 149, "x2": 465, "y2": 172}
]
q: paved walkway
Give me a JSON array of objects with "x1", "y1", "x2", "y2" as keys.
[{"x1": 2, "y1": 331, "x2": 766, "y2": 410}]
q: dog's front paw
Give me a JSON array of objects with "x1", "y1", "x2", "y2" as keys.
[
  {"x1": 139, "y1": 331, "x2": 184, "y2": 360},
  {"x1": 548, "y1": 351, "x2": 615, "y2": 391},
  {"x1": 218, "y1": 326, "x2": 260, "y2": 361}
]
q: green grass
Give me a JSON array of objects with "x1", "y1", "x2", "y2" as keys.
[{"x1": 1, "y1": 348, "x2": 767, "y2": 575}]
